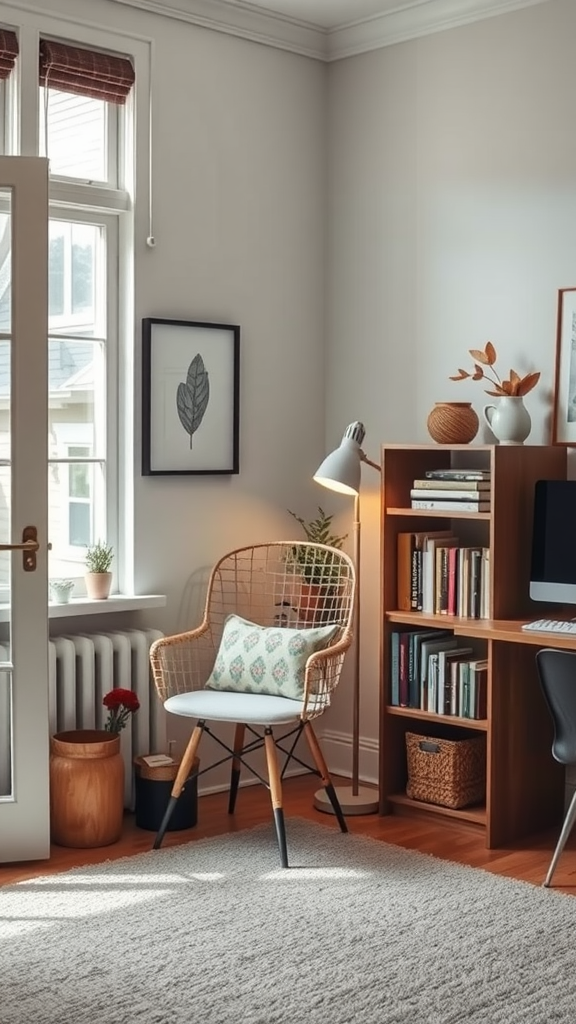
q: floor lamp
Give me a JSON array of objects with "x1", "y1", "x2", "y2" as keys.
[{"x1": 312, "y1": 421, "x2": 381, "y2": 816}]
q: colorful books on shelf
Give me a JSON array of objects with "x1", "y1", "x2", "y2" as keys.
[
  {"x1": 397, "y1": 531, "x2": 490, "y2": 618},
  {"x1": 389, "y1": 628, "x2": 487, "y2": 718}
]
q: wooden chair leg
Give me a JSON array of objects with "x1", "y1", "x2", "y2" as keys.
[
  {"x1": 153, "y1": 721, "x2": 204, "y2": 850},
  {"x1": 228, "y1": 723, "x2": 245, "y2": 814},
  {"x1": 303, "y1": 720, "x2": 348, "y2": 833},
  {"x1": 264, "y1": 727, "x2": 288, "y2": 868}
]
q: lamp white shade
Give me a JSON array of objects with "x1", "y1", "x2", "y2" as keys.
[{"x1": 313, "y1": 437, "x2": 362, "y2": 496}]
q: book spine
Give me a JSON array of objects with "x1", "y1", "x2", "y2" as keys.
[
  {"x1": 427, "y1": 653, "x2": 438, "y2": 714},
  {"x1": 411, "y1": 488, "x2": 491, "y2": 501},
  {"x1": 390, "y1": 632, "x2": 400, "y2": 706},
  {"x1": 470, "y1": 549, "x2": 482, "y2": 618},
  {"x1": 459, "y1": 661, "x2": 470, "y2": 718},
  {"x1": 408, "y1": 634, "x2": 419, "y2": 708},
  {"x1": 412, "y1": 479, "x2": 490, "y2": 491},
  {"x1": 399, "y1": 633, "x2": 410, "y2": 707},
  {"x1": 410, "y1": 546, "x2": 419, "y2": 610},
  {"x1": 447, "y1": 546, "x2": 458, "y2": 616},
  {"x1": 424, "y1": 470, "x2": 491, "y2": 481},
  {"x1": 411, "y1": 499, "x2": 489, "y2": 512},
  {"x1": 397, "y1": 533, "x2": 414, "y2": 611}
]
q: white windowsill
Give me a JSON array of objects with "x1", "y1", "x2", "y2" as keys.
[{"x1": 0, "y1": 594, "x2": 167, "y2": 623}]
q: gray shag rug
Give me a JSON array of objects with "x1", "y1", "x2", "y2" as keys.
[{"x1": 2, "y1": 818, "x2": 576, "y2": 1024}]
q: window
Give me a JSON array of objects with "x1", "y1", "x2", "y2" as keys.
[{"x1": 37, "y1": 37, "x2": 134, "y2": 585}]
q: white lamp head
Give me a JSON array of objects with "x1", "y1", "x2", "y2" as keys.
[{"x1": 313, "y1": 422, "x2": 366, "y2": 496}]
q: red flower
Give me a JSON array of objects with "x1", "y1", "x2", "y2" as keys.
[{"x1": 103, "y1": 687, "x2": 140, "y2": 733}]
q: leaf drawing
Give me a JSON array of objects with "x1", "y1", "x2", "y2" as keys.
[{"x1": 176, "y1": 353, "x2": 210, "y2": 448}]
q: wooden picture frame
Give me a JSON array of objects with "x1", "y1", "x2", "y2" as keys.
[
  {"x1": 142, "y1": 318, "x2": 240, "y2": 475},
  {"x1": 553, "y1": 287, "x2": 576, "y2": 446}
]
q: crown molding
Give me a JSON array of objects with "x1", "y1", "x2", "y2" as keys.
[
  {"x1": 108, "y1": 0, "x2": 327, "y2": 59},
  {"x1": 108, "y1": 0, "x2": 551, "y2": 61},
  {"x1": 327, "y1": 0, "x2": 551, "y2": 60}
]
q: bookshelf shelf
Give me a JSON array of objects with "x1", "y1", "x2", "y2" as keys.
[
  {"x1": 379, "y1": 443, "x2": 569, "y2": 848},
  {"x1": 386, "y1": 705, "x2": 488, "y2": 731},
  {"x1": 387, "y1": 792, "x2": 487, "y2": 827}
]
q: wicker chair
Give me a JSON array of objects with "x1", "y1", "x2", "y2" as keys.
[{"x1": 149, "y1": 541, "x2": 356, "y2": 866}]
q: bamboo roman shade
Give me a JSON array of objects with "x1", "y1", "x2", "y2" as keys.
[
  {"x1": 39, "y1": 39, "x2": 135, "y2": 104},
  {"x1": 0, "y1": 30, "x2": 18, "y2": 81}
]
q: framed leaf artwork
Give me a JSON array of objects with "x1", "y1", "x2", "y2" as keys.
[
  {"x1": 552, "y1": 287, "x2": 576, "y2": 445},
  {"x1": 142, "y1": 318, "x2": 240, "y2": 475}
]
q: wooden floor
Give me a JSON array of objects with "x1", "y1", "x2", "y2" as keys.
[{"x1": 3, "y1": 774, "x2": 576, "y2": 893}]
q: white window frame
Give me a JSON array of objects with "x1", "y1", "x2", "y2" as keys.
[
  {"x1": 0, "y1": 11, "x2": 151, "y2": 599},
  {"x1": 48, "y1": 204, "x2": 120, "y2": 583}
]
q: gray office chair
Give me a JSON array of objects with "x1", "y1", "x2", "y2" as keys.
[{"x1": 535, "y1": 648, "x2": 576, "y2": 887}]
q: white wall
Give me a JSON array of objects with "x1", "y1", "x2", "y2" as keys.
[
  {"x1": 325, "y1": 0, "x2": 576, "y2": 779},
  {"x1": 8, "y1": 0, "x2": 576, "y2": 790},
  {"x1": 5, "y1": 0, "x2": 329, "y2": 776}
]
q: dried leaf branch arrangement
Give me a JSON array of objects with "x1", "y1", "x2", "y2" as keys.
[{"x1": 450, "y1": 342, "x2": 540, "y2": 398}]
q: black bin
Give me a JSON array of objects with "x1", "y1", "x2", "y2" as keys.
[{"x1": 134, "y1": 756, "x2": 199, "y2": 832}]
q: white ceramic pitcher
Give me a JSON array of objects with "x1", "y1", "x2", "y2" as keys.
[{"x1": 483, "y1": 395, "x2": 531, "y2": 445}]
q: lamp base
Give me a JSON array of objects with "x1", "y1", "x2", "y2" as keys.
[{"x1": 314, "y1": 784, "x2": 379, "y2": 817}]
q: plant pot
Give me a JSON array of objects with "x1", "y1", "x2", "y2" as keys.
[
  {"x1": 426, "y1": 402, "x2": 479, "y2": 445},
  {"x1": 49, "y1": 729, "x2": 124, "y2": 848},
  {"x1": 298, "y1": 581, "x2": 343, "y2": 624},
  {"x1": 50, "y1": 581, "x2": 74, "y2": 604},
  {"x1": 85, "y1": 571, "x2": 112, "y2": 599}
]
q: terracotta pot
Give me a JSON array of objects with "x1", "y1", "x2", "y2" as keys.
[
  {"x1": 298, "y1": 582, "x2": 342, "y2": 624},
  {"x1": 49, "y1": 729, "x2": 124, "y2": 848},
  {"x1": 426, "y1": 402, "x2": 479, "y2": 445},
  {"x1": 85, "y1": 571, "x2": 112, "y2": 599}
]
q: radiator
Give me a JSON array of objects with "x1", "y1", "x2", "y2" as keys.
[{"x1": 0, "y1": 628, "x2": 165, "y2": 808}]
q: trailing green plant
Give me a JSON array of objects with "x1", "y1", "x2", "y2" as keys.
[
  {"x1": 85, "y1": 541, "x2": 114, "y2": 574},
  {"x1": 287, "y1": 507, "x2": 347, "y2": 585}
]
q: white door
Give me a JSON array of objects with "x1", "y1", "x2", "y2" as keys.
[{"x1": 0, "y1": 157, "x2": 50, "y2": 862}]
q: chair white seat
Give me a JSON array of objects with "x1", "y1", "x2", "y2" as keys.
[{"x1": 165, "y1": 689, "x2": 306, "y2": 725}]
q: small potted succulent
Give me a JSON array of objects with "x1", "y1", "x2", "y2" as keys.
[
  {"x1": 85, "y1": 541, "x2": 114, "y2": 600},
  {"x1": 49, "y1": 578, "x2": 75, "y2": 604}
]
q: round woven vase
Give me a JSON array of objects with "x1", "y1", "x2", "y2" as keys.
[{"x1": 426, "y1": 402, "x2": 479, "y2": 445}]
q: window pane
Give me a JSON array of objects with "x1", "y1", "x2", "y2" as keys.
[
  {"x1": 0, "y1": 206, "x2": 11, "y2": 334},
  {"x1": 40, "y1": 89, "x2": 107, "y2": 182},
  {"x1": 48, "y1": 339, "x2": 104, "y2": 452},
  {"x1": 69, "y1": 460, "x2": 90, "y2": 499},
  {"x1": 49, "y1": 460, "x2": 105, "y2": 576},
  {"x1": 69, "y1": 501, "x2": 90, "y2": 547},
  {"x1": 48, "y1": 221, "x2": 100, "y2": 335}
]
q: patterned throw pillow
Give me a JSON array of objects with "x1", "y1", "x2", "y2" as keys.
[{"x1": 205, "y1": 614, "x2": 339, "y2": 700}]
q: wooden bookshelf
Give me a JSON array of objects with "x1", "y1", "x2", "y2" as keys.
[{"x1": 379, "y1": 443, "x2": 568, "y2": 848}]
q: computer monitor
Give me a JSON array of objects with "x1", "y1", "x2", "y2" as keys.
[{"x1": 530, "y1": 479, "x2": 576, "y2": 604}]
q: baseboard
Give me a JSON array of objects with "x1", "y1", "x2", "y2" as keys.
[{"x1": 318, "y1": 728, "x2": 379, "y2": 788}]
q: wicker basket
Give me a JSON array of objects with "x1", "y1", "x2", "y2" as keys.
[{"x1": 405, "y1": 732, "x2": 486, "y2": 810}]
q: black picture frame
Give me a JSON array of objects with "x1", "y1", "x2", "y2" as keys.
[{"x1": 142, "y1": 317, "x2": 240, "y2": 475}]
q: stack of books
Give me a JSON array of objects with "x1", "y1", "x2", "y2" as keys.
[
  {"x1": 389, "y1": 626, "x2": 488, "y2": 718},
  {"x1": 410, "y1": 467, "x2": 491, "y2": 513}
]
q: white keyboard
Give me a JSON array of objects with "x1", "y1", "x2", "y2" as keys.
[{"x1": 521, "y1": 619, "x2": 576, "y2": 634}]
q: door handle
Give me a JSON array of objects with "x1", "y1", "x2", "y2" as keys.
[{"x1": 0, "y1": 526, "x2": 40, "y2": 571}]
